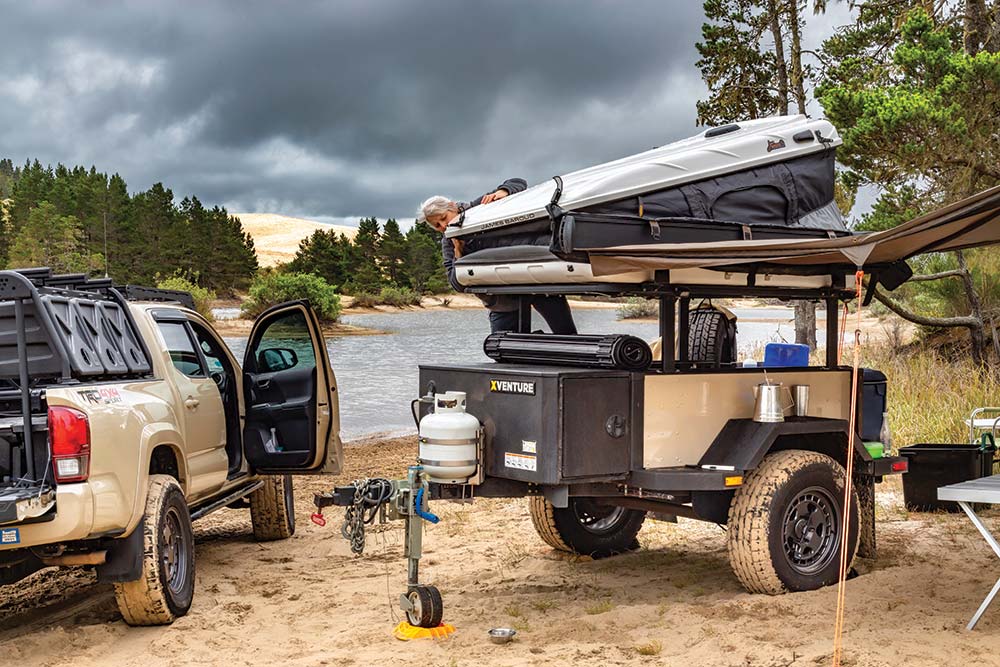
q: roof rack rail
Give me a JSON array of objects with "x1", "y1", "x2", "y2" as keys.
[
  {"x1": 116, "y1": 285, "x2": 197, "y2": 311},
  {"x1": 9, "y1": 267, "x2": 197, "y2": 311}
]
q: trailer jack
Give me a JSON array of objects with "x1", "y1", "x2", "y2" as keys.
[{"x1": 313, "y1": 465, "x2": 453, "y2": 636}]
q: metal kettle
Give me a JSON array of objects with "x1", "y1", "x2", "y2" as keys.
[{"x1": 753, "y1": 382, "x2": 794, "y2": 423}]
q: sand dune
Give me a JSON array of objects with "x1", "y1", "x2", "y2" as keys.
[{"x1": 234, "y1": 213, "x2": 357, "y2": 267}]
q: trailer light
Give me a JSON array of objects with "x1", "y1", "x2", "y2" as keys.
[
  {"x1": 49, "y1": 406, "x2": 91, "y2": 483},
  {"x1": 725, "y1": 476, "x2": 743, "y2": 487},
  {"x1": 891, "y1": 460, "x2": 908, "y2": 473}
]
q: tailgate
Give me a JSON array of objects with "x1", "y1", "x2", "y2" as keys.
[{"x1": 0, "y1": 485, "x2": 55, "y2": 526}]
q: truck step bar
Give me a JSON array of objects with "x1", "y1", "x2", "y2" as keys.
[{"x1": 188, "y1": 479, "x2": 264, "y2": 521}]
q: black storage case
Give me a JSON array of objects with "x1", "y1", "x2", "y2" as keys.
[
  {"x1": 860, "y1": 368, "x2": 887, "y2": 441},
  {"x1": 418, "y1": 363, "x2": 638, "y2": 485},
  {"x1": 899, "y1": 444, "x2": 996, "y2": 512}
]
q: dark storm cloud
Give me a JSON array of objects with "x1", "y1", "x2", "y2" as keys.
[{"x1": 1, "y1": 1, "x2": 709, "y2": 222}]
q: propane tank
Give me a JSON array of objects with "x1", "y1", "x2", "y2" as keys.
[{"x1": 418, "y1": 391, "x2": 480, "y2": 484}]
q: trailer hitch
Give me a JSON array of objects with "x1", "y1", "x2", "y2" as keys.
[{"x1": 313, "y1": 466, "x2": 449, "y2": 632}]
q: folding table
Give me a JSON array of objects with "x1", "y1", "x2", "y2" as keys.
[{"x1": 938, "y1": 474, "x2": 1000, "y2": 630}]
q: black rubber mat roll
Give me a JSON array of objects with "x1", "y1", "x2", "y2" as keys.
[{"x1": 483, "y1": 332, "x2": 652, "y2": 371}]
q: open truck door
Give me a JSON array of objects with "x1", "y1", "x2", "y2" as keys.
[{"x1": 242, "y1": 301, "x2": 342, "y2": 474}]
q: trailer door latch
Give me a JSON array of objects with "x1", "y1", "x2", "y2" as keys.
[{"x1": 605, "y1": 414, "x2": 626, "y2": 439}]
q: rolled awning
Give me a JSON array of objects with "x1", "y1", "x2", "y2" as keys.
[{"x1": 587, "y1": 185, "x2": 1000, "y2": 276}]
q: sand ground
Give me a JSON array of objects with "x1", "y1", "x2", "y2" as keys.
[{"x1": 2, "y1": 435, "x2": 999, "y2": 667}]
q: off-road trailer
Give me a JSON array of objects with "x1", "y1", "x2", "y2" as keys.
[{"x1": 318, "y1": 265, "x2": 907, "y2": 628}]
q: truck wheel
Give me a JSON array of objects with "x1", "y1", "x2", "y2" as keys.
[
  {"x1": 250, "y1": 474, "x2": 295, "y2": 541},
  {"x1": 528, "y1": 496, "x2": 645, "y2": 558},
  {"x1": 114, "y1": 475, "x2": 195, "y2": 626},
  {"x1": 727, "y1": 450, "x2": 859, "y2": 595}
]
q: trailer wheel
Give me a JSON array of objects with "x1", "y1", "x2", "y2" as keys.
[
  {"x1": 727, "y1": 450, "x2": 859, "y2": 594},
  {"x1": 114, "y1": 475, "x2": 195, "y2": 625},
  {"x1": 406, "y1": 584, "x2": 443, "y2": 628},
  {"x1": 250, "y1": 474, "x2": 296, "y2": 541},
  {"x1": 529, "y1": 496, "x2": 645, "y2": 558}
]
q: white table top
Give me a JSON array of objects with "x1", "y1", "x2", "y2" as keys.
[{"x1": 939, "y1": 474, "x2": 1000, "y2": 504}]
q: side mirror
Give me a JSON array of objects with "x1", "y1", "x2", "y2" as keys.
[{"x1": 258, "y1": 347, "x2": 298, "y2": 372}]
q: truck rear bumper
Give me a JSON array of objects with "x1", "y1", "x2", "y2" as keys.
[{"x1": 0, "y1": 484, "x2": 96, "y2": 550}]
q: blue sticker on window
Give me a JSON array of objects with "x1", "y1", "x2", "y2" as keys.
[{"x1": 1, "y1": 528, "x2": 20, "y2": 545}]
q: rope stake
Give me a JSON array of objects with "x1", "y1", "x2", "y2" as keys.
[{"x1": 832, "y1": 269, "x2": 864, "y2": 667}]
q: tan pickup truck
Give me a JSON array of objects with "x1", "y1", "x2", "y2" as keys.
[{"x1": 0, "y1": 268, "x2": 343, "y2": 625}]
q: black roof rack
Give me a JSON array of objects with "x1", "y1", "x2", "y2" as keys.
[{"x1": 11, "y1": 267, "x2": 196, "y2": 310}]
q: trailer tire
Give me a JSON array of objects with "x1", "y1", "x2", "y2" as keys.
[
  {"x1": 727, "y1": 450, "x2": 859, "y2": 595},
  {"x1": 114, "y1": 475, "x2": 195, "y2": 626},
  {"x1": 528, "y1": 496, "x2": 645, "y2": 558},
  {"x1": 250, "y1": 474, "x2": 295, "y2": 541},
  {"x1": 688, "y1": 307, "x2": 734, "y2": 366}
]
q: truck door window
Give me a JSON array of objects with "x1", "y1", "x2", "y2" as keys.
[
  {"x1": 157, "y1": 322, "x2": 207, "y2": 378},
  {"x1": 252, "y1": 311, "x2": 317, "y2": 373}
]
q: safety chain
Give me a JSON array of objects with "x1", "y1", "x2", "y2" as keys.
[{"x1": 341, "y1": 477, "x2": 394, "y2": 555}]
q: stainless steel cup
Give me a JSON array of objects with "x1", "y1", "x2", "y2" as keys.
[{"x1": 793, "y1": 385, "x2": 810, "y2": 417}]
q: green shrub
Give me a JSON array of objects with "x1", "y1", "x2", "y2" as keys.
[
  {"x1": 349, "y1": 287, "x2": 421, "y2": 308},
  {"x1": 241, "y1": 272, "x2": 341, "y2": 322},
  {"x1": 350, "y1": 291, "x2": 379, "y2": 308},
  {"x1": 616, "y1": 297, "x2": 657, "y2": 320},
  {"x1": 157, "y1": 275, "x2": 216, "y2": 321},
  {"x1": 378, "y1": 286, "x2": 422, "y2": 307}
]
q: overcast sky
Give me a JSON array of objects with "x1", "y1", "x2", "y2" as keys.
[{"x1": 2, "y1": 1, "x2": 854, "y2": 227}]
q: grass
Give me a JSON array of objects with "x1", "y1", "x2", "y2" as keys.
[
  {"x1": 584, "y1": 599, "x2": 615, "y2": 615},
  {"x1": 635, "y1": 640, "x2": 663, "y2": 656},
  {"x1": 861, "y1": 345, "x2": 1000, "y2": 450}
]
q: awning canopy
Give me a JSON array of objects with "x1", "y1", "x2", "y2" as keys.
[{"x1": 588, "y1": 185, "x2": 1000, "y2": 276}]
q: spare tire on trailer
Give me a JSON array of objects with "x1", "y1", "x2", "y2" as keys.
[
  {"x1": 688, "y1": 304, "x2": 737, "y2": 367},
  {"x1": 727, "y1": 450, "x2": 859, "y2": 594},
  {"x1": 528, "y1": 496, "x2": 645, "y2": 558}
]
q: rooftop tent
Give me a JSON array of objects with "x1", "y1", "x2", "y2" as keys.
[
  {"x1": 448, "y1": 115, "x2": 848, "y2": 258},
  {"x1": 584, "y1": 184, "x2": 1000, "y2": 277}
]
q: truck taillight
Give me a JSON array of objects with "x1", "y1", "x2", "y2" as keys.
[{"x1": 49, "y1": 406, "x2": 91, "y2": 483}]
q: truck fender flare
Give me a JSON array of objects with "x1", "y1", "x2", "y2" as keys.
[{"x1": 119, "y1": 424, "x2": 187, "y2": 536}]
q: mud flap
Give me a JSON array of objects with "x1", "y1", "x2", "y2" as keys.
[
  {"x1": 96, "y1": 518, "x2": 145, "y2": 584},
  {"x1": 855, "y1": 476, "x2": 876, "y2": 559}
]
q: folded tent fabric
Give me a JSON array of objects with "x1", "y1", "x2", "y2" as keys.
[{"x1": 586, "y1": 184, "x2": 1000, "y2": 275}]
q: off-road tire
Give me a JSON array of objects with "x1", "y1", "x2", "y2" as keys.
[
  {"x1": 727, "y1": 450, "x2": 859, "y2": 595},
  {"x1": 528, "y1": 496, "x2": 645, "y2": 558},
  {"x1": 688, "y1": 307, "x2": 736, "y2": 366},
  {"x1": 114, "y1": 475, "x2": 195, "y2": 625},
  {"x1": 250, "y1": 474, "x2": 295, "y2": 541}
]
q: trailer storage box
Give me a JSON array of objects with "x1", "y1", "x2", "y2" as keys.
[{"x1": 418, "y1": 364, "x2": 637, "y2": 485}]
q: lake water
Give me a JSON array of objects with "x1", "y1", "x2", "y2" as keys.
[{"x1": 223, "y1": 306, "x2": 826, "y2": 440}]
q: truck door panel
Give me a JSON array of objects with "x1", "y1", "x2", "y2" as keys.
[{"x1": 243, "y1": 302, "x2": 341, "y2": 473}]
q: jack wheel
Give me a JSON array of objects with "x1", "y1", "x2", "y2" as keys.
[{"x1": 405, "y1": 584, "x2": 443, "y2": 628}]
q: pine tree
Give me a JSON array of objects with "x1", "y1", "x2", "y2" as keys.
[
  {"x1": 8, "y1": 201, "x2": 103, "y2": 274},
  {"x1": 379, "y1": 218, "x2": 409, "y2": 287},
  {"x1": 405, "y1": 226, "x2": 448, "y2": 293},
  {"x1": 346, "y1": 216, "x2": 385, "y2": 293}
]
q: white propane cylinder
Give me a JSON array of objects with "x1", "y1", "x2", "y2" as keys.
[{"x1": 418, "y1": 391, "x2": 480, "y2": 484}]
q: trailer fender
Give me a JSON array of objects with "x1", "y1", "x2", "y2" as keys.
[{"x1": 697, "y1": 418, "x2": 872, "y2": 473}]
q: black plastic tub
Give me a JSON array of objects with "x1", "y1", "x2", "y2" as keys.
[{"x1": 899, "y1": 444, "x2": 994, "y2": 512}]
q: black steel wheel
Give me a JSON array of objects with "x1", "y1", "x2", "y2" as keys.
[
  {"x1": 781, "y1": 486, "x2": 839, "y2": 576},
  {"x1": 406, "y1": 584, "x2": 443, "y2": 628},
  {"x1": 528, "y1": 497, "x2": 645, "y2": 558}
]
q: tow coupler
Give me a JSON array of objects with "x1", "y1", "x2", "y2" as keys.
[{"x1": 312, "y1": 465, "x2": 450, "y2": 633}]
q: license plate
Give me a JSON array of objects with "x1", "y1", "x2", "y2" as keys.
[{"x1": 0, "y1": 528, "x2": 20, "y2": 545}]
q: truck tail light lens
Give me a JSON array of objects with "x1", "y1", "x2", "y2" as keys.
[
  {"x1": 891, "y1": 460, "x2": 908, "y2": 473},
  {"x1": 49, "y1": 406, "x2": 91, "y2": 483}
]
